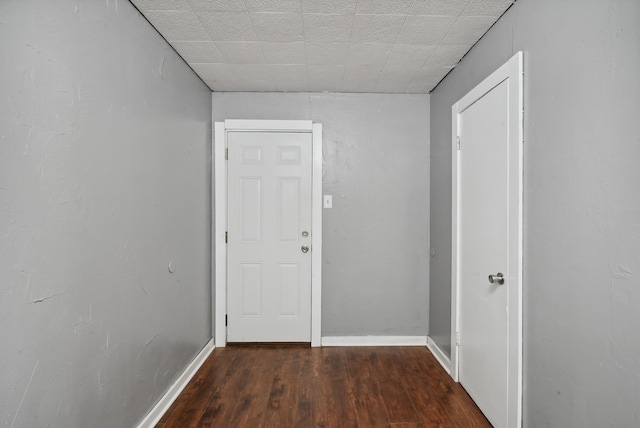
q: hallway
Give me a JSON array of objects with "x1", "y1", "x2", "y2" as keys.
[{"x1": 158, "y1": 346, "x2": 490, "y2": 427}]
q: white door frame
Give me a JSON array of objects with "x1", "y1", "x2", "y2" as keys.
[
  {"x1": 451, "y1": 52, "x2": 523, "y2": 427},
  {"x1": 214, "y1": 120, "x2": 323, "y2": 347}
]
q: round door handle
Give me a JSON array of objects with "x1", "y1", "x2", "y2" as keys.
[
  {"x1": 488, "y1": 272, "x2": 504, "y2": 285},
  {"x1": 301, "y1": 245, "x2": 309, "y2": 253}
]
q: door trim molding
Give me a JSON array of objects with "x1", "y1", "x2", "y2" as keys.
[
  {"x1": 213, "y1": 120, "x2": 323, "y2": 347},
  {"x1": 451, "y1": 52, "x2": 523, "y2": 427}
]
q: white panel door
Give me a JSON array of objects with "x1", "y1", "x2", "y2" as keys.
[
  {"x1": 458, "y1": 79, "x2": 510, "y2": 427},
  {"x1": 227, "y1": 131, "x2": 312, "y2": 342}
]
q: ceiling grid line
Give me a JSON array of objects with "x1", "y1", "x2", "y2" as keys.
[
  {"x1": 298, "y1": 0, "x2": 310, "y2": 92},
  {"x1": 374, "y1": 0, "x2": 418, "y2": 94},
  {"x1": 339, "y1": 0, "x2": 360, "y2": 93},
  {"x1": 243, "y1": 0, "x2": 271, "y2": 92}
]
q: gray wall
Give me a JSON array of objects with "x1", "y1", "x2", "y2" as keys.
[
  {"x1": 213, "y1": 93, "x2": 430, "y2": 336},
  {"x1": 0, "y1": 1, "x2": 212, "y2": 427},
  {"x1": 429, "y1": 0, "x2": 640, "y2": 426}
]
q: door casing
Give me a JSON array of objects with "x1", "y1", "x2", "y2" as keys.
[
  {"x1": 214, "y1": 120, "x2": 323, "y2": 347},
  {"x1": 451, "y1": 52, "x2": 523, "y2": 427}
]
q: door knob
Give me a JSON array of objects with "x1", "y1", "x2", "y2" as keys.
[
  {"x1": 301, "y1": 245, "x2": 309, "y2": 253},
  {"x1": 488, "y1": 272, "x2": 504, "y2": 285}
]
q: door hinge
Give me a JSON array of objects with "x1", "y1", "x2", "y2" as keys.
[
  {"x1": 225, "y1": 231, "x2": 228, "y2": 243},
  {"x1": 456, "y1": 136, "x2": 461, "y2": 150},
  {"x1": 225, "y1": 315, "x2": 228, "y2": 326},
  {"x1": 456, "y1": 332, "x2": 461, "y2": 347},
  {"x1": 225, "y1": 148, "x2": 228, "y2": 160}
]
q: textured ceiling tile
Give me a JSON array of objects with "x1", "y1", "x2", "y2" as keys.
[
  {"x1": 215, "y1": 41, "x2": 266, "y2": 64},
  {"x1": 350, "y1": 14, "x2": 405, "y2": 44},
  {"x1": 244, "y1": 0, "x2": 302, "y2": 13},
  {"x1": 171, "y1": 41, "x2": 225, "y2": 63},
  {"x1": 131, "y1": 0, "x2": 191, "y2": 10},
  {"x1": 381, "y1": 60, "x2": 423, "y2": 74},
  {"x1": 137, "y1": 0, "x2": 506, "y2": 93},
  {"x1": 307, "y1": 64, "x2": 345, "y2": 81},
  {"x1": 341, "y1": 77, "x2": 378, "y2": 93},
  {"x1": 426, "y1": 45, "x2": 469, "y2": 67},
  {"x1": 355, "y1": 0, "x2": 414, "y2": 15},
  {"x1": 347, "y1": 43, "x2": 393, "y2": 66},
  {"x1": 405, "y1": 79, "x2": 431, "y2": 93},
  {"x1": 261, "y1": 42, "x2": 307, "y2": 64},
  {"x1": 414, "y1": 65, "x2": 453, "y2": 90},
  {"x1": 187, "y1": 0, "x2": 246, "y2": 11},
  {"x1": 302, "y1": 14, "x2": 353, "y2": 43},
  {"x1": 463, "y1": 0, "x2": 513, "y2": 16},
  {"x1": 385, "y1": 44, "x2": 435, "y2": 69},
  {"x1": 301, "y1": 0, "x2": 357, "y2": 14},
  {"x1": 440, "y1": 16, "x2": 496, "y2": 44},
  {"x1": 344, "y1": 65, "x2": 382, "y2": 80},
  {"x1": 379, "y1": 67, "x2": 420, "y2": 83},
  {"x1": 229, "y1": 64, "x2": 272, "y2": 80},
  {"x1": 375, "y1": 79, "x2": 411, "y2": 93},
  {"x1": 269, "y1": 64, "x2": 308, "y2": 81},
  {"x1": 143, "y1": 10, "x2": 211, "y2": 41},
  {"x1": 397, "y1": 15, "x2": 456, "y2": 44},
  {"x1": 306, "y1": 43, "x2": 349, "y2": 65},
  {"x1": 191, "y1": 63, "x2": 236, "y2": 81},
  {"x1": 410, "y1": 0, "x2": 470, "y2": 16},
  {"x1": 199, "y1": 11, "x2": 258, "y2": 41},
  {"x1": 275, "y1": 80, "x2": 310, "y2": 92},
  {"x1": 251, "y1": 13, "x2": 304, "y2": 42}
]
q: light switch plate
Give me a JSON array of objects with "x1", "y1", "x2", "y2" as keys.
[{"x1": 323, "y1": 195, "x2": 332, "y2": 208}]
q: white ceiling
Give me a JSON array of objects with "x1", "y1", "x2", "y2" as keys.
[{"x1": 130, "y1": 0, "x2": 514, "y2": 93}]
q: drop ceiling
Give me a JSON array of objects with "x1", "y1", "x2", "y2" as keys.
[{"x1": 130, "y1": 0, "x2": 514, "y2": 93}]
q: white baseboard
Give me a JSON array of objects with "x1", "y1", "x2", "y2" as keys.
[
  {"x1": 321, "y1": 336, "x2": 427, "y2": 347},
  {"x1": 137, "y1": 338, "x2": 215, "y2": 428},
  {"x1": 426, "y1": 336, "x2": 451, "y2": 375}
]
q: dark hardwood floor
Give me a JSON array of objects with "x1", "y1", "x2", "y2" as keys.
[{"x1": 157, "y1": 345, "x2": 492, "y2": 427}]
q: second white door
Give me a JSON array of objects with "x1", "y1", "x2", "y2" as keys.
[
  {"x1": 453, "y1": 52, "x2": 523, "y2": 428},
  {"x1": 227, "y1": 131, "x2": 312, "y2": 342},
  {"x1": 458, "y1": 78, "x2": 509, "y2": 427}
]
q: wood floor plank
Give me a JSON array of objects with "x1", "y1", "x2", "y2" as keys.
[
  {"x1": 401, "y1": 366, "x2": 453, "y2": 427},
  {"x1": 291, "y1": 348, "x2": 314, "y2": 426},
  {"x1": 444, "y1": 382, "x2": 492, "y2": 428},
  {"x1": 158, "y1": 347, "x2": 236, "y2": 426},
  {"x1": 371, "y1": 348, "x2": 420, "y2": 424},
  {"x1": 383, "y1": 347, "x2": 454, "y2": 428},
  {"x1": 262, "y1": 347, "x2": 301, "y2": 427},
  {"x1": 158, "y1": 346, "x2": 494, "y2": 428},
  {"x1": 384, "y1": 347, "x2": 488, "y2": 428},
  {"x1": 323, "y1": 347, "x2": 359, "y2": 428},
  {"x1": 308, "y1": 348, "x2": 328, "y2": 428},
  {"x1": 223, "y1": 346, "x2": 277, "y2": 426},
  {"x1": 344, "y1": 348, "x2": 391, "y2": 428},
  {"x1": 195, "y1": 347, "x2": 260, "y2": 427},
  {"x1": 389, "y1": 423, "x2": 426, "y2": 428}
]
